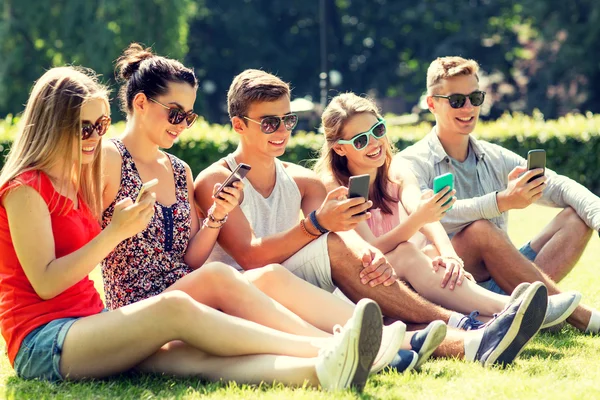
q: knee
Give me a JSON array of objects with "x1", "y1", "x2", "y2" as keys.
[
  {"x1": 459, "y1": 220, "x2": 506, "y2": 245},
  {"x1": 156, "y1": 290, "x2": 197, "y2": 320},
  {"x1": 561, "y1": 207, "x2": 591, "y2": 236},
  {"x1": 244, "y1": 263, "x2": 290, "y2": 290},
  {"x1": 197, "y1": 262, "x2": 240, "y2": 287}
]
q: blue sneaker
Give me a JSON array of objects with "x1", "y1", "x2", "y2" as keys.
[
  {"x1": 457, "y1": 311, "x2": 485, "y2": 331},
  {"x1": 410, "y1": 320, "x2": 447, "y2": 370},
  {"x1": 387, "y1": 350, "x2": 418, "y2": 373},
  {"x1": 475, "y1": 281, "x2": 547, "y2": 367}
]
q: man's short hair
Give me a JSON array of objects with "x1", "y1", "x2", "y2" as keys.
[
  {"x1": 227, "y1": 69, "x2": 290, "y2": 119},
  {"x1": 427, "y1": 57, "x2": 480, "y2": 95}
]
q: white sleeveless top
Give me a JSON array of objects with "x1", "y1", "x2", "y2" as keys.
[{"x1": 207, "y1": 154, "x2": 302, "y2": 271}]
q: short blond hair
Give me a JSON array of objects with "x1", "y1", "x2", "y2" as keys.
[
  {"x1": 427, "y1": 56, "x2": 480, "y2": 95},
  {"x1": 227, "y1": 69, "x2": 290, "y2": 119}
]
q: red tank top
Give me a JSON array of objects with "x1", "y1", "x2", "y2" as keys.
[{"x1": 0, "y1": 171, "x2": 104, "y2": 366}]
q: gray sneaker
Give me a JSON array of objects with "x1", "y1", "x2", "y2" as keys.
[
  {"x1": 475, "y1": 281, "x2": 547, "y2": 367},
  {"x1": 508, "y1": 282, "x2": 581, "y2": 329}
]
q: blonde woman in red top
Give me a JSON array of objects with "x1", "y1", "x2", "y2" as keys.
[{"x1": 0, "y1": 66, "x2": 382, "y2": 391}]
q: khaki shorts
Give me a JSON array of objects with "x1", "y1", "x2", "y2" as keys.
[{"x1": 282, "y1": 233, "x2": 336, "y2": 293}]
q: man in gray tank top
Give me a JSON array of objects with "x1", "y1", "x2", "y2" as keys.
[
  {"x1": 194, "y1": 69, "x2": 547, "y2": 367},
  {"x1": 398, "y1": 56, "x2": 600, "y2": 334}
]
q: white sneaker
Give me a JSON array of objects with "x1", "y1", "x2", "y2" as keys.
[
  {"x1": 370, "y1": 321, "x2": 406, "y2": 374},
  {"x1": 315, "y1": 299, "x2": 382, "y2": 392}
]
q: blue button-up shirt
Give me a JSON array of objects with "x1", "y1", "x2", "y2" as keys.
[{"x1": 398, "y1": 127, "x2": 600, "y2": 235}]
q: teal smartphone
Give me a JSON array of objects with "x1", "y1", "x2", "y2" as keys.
[{"x1": 432, "y1": 172, "x2": 454, "y2": 210}]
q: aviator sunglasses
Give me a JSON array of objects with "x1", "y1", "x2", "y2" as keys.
[
  {"x1": 432, "y1": 90, "x2": 486, "y2": 109},
  {"x1": 81, "y1": 115, "x2": 111, "y2": 140},
  {"x1": 243, "y1": 113, "x2": 299, "y2": 134},
  {"x1": 337, "y1": 119, "x2": 387, "y2": 151},
  {"x1": 149, "y1": 97, "x2": 199, "y2": 128}
]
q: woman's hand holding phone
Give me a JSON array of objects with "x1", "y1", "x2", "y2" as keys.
[
  {"x1": 413, "y1": 188, "x2": 456, "y2": 225},
  {"x1": 107, "y1": 193, "x2": 156, "y2": 242},
  {"x1": 210, "y1": 180, "x2": 244, "y2": 221}
]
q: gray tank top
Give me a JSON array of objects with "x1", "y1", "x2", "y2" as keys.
[{"x1": 207, "y1": 154, "x2": 302, "y2": 270}]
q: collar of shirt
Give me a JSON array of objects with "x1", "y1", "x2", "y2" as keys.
[{"x1": 426, "y1": 126, "x2": 487, "y2": 165}]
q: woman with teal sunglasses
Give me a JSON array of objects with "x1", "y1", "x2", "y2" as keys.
[{"x1": 314, "y1": 93, "x2": 527, "y2": 321}]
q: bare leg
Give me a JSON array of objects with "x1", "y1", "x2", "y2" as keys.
[
  {"x1": 60, "y1": 291, "x2": 328, "y2": 379},
  {"x1": 244, "y1": 264, "x2": 354, "y2": 333},
  {"x1": 387, "y1": 242, "x2": 506, "y2": 317},
  {"x1": 326, "y1": 233, "x2": 454, "y2": 324},
  {"x1": 166, "y1": 262, "x2": 329, "y2": 338},
  {"x1": 138, "y1": 341, "x2": 319, "y2": 386},
  {"x1": 529, "y1": 207, "x2": 593, "y2": 282},
  {"x1": 452, "y1": 219, "x2": 593, "y2": 331}
]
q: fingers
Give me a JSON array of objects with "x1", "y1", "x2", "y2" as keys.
[
  {"x1": 362, "y1": 263, "x2": 394, "y2": 287},
  {"x1": 326, "y1": 186, "x2": 348, "y2": 201},
  {"x1": 440, "y1": 263, "x2": 454, "y2": 288},
  {"x1": 421, "y1": 189, "x2": 434, "y2": 199},
  {"x1": 433, "y1": 187, "x2": 452, "y2": 202},
  {"x1": 346, "y1": 199, "x2": 373, "y2": 216},
  {"x1": 508, "y1": 165, "x2": 528, "y2": 180},
  {"x1": 360, "y1": 253, "x2": 385, "y2": 281},
  {"x1": 212, "y1": 182, "x2": 222, "y2": 196},
  {"x1": 361, "y1": 249, "x2": 374, "y2": 268},
  {"x1": 519, "y1": 169, "x2": 544, "y2": 185}
]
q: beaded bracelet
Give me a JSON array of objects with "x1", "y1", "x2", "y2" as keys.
[
  {"x1": 202, "y1": 218, "x2": 222, "y2": 229},
  {"x1": 300, "y1": 218, "x2": 320, "y2": 239},
  {"x1": 308, "y1": 210, "x2": 329, "y2": 234}
]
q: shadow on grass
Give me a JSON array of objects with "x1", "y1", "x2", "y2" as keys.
[{"x1": 5, "y1": 372, "x2": 378, "y2": 399}]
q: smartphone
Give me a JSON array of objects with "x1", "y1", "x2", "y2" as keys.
[
  {"x1": 348, "y1": 174, "x2": 370, "y2": 215},
  {"x1": 527, "y1": 149, "x2": 546, "y2": 183},
  {"x1": 135, "y1": 178, "x2": 159, "y2": 203},
  {"x1": 214, "y1": 163, "x2": 251, "y2": 198},
  {"x1": 433, "y1": 172, "x2": 454, "y2": 210}
]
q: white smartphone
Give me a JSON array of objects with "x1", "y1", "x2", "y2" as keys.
[{"x1": 135, "y1": 178, "x2": 159, "y2": 203}]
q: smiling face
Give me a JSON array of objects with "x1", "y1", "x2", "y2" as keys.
[
  {"x1": 137, "y1": 81, "x2": 197, "y2": 149},
  {"x1": 427, "y1": 74, "x2": 481, "y2": 138},
  {"x1": 79, "y1": 98, "x2": 110, "y2": 164},
  {"x1": 233, "y1": 95, "x2": 293, "y2": 158},
  {"x1": 333, "y1": 112, "x2": 388, "y2": 174}
]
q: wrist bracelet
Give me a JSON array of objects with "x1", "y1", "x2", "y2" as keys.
[
  {"x1": 300, "y1": 219, "x2": 320, "y2": 239},
  {"x1": 308, "y1": 210, "x2": 329, "y2": 234},
  {"x1": 202, "y1": 218, "x2": 222, "y2": 229},
  {"x1": 208, "y1": 212, "x2": 228, "y2": 224}
]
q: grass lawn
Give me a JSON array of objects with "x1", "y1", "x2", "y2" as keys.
[{"x1": 2, "y1": 205, "x2": 600, "y2": 399}]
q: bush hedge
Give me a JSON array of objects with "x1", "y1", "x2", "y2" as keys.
[{"x1": 1, "y1": 111, "x2": 600, "y2": 194}]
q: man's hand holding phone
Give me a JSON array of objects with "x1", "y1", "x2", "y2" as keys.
[
  {"x1": 312, "y1": 186, "x2": 372, "y2": 233},
  {"x1": 497, "y1": 166, "x2": 546, "y2": 212}
]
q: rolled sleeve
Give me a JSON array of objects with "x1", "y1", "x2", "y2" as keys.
[{"x1": 443, "y1": 192, "x2": 502, "y2": 234}]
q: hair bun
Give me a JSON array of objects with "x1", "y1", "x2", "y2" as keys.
[{"x1": 115, "y1": 43, "x2": 155, "y2": 81}]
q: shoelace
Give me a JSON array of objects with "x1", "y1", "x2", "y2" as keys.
[{"x1": 462, "y1": 311, "x2": 485, "y2": 330}]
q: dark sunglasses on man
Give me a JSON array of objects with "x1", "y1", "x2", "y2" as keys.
[
  {"x1": 243, "y1": 113, "x2": 299, "y2": 134},
  {"x1": 149, "y1": 97, "x2": 199, "y2": 128},
  {"x1": 81, "y1": 115, "x2": 111, "y2": 140},
  {"x1": 432, "y1": 90, "x2": 486, "y2": 109}
]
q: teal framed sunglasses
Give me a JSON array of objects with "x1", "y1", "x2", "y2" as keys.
[{"x1": 337, "y1": 119, "x2": 387, "y2": 151}]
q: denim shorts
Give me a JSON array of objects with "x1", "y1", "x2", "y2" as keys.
[
  {"x1": 13, "y1": 317, "x2": 80, "y2": 381},
  {"x1": 13, "y1": 309, "x2": 107, "y2": 382},
  {"x1": 477, "y1": 241, "x2": 538, "y2": 295}
]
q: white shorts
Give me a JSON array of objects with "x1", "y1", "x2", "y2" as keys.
[{"x1": 282, "y1": 233, "x2": 336, "y2": 293}]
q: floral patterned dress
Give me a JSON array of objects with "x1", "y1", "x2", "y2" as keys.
[{"x1": 101, "y1": 139, "x2": 193, "y2": 309}]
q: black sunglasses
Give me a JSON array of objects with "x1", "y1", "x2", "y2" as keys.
[
  {"x1": 149, "y1": 97, "x2": 198, "y2": 128},
  {"x1": 81, "y1": 115, "x2": 111, "y2": 140},
  {"x1": 243, "y1": 113, "x2": 298, "y2": 134},
  {"x1": 432, "y1": 90, "x2": 486, "y2": 109}
]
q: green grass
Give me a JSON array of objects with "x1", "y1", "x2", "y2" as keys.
[{"x1": 2, "y1": 205, "x2": 600, "y2": 399}]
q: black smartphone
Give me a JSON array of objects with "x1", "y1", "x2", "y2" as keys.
[
  {"x1": 348, "y1": 174, "x2": 370, "y2": 215},
  {"x1": 214, "y1": 163, "x2": 251, "y2": 198},
  {"x1": 527, "y1": 149, "x2": 546, "y2": 183}
]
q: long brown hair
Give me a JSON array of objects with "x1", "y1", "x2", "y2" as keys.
[
  {"x1": 0, "y1": 67, "x2": 109, "y2": 219},
  {"x1": 314, "y1": 93, "x2": 399, "y2": 214}
]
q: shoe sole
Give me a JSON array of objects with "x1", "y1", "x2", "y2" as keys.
[
  {"x1": 350, "y1": 299, "x2": 383, "y2": 392},
  {"x1": 403, "y1": 351, "x2": 419, "y2": 373},
  {"x1": 540, "y1": 291, "x2": 582, "y2": 329},
  {"x1": 485, "y1": 282, "x2": 547, "y2": 367},
  {"x1": 414, "y1": 321, "x2": 447, "y2": 370}
]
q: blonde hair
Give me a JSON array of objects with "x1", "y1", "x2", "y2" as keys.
[
  {"x1": 427, "y1": 56, "x2": 480, "y2": 95},
  {"x1": 0, "y1": 66, "x2": 109, "y2": 219},
  {"x1": 314, "y1": 93, "x2": 398, "y2": 214}
]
